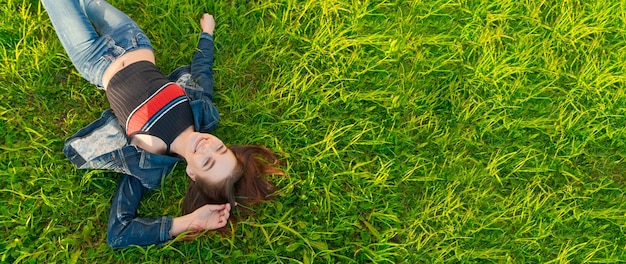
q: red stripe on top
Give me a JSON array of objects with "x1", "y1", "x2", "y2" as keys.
[{"x1": 126, "y1": 83, "x2": 186, "y2": 136}]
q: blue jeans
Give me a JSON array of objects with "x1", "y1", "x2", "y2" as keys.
[
  {"x1": 43, "y1": 0, "x2": 172, "y2": 248},
  {"x1": 41, "y1": 0, "x2": 152, "y2": 88}
]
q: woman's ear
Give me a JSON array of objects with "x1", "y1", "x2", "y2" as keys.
[{"x1": 186, "y1": 166, "x2": 197, "y2": 181}]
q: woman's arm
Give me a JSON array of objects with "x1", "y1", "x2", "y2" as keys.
[
  {"x1": 191, "y1": 14, "x2": 216, "y2": 100},
  {"x1": 107, "y1": 175, "x2": 172, "y2": 248},
  {"x1": 107, "y1": 174, "x2": 231, "y2": 248}
]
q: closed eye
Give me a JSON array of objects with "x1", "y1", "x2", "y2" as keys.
[
  {"x1": 207, "y1": 158, "x2": 216, "y2": 170},
  {"x1": 218, "y1": 145, "x2": 228, "y2": 154},
  {"x1": 203, "y1": 157, "x2": 216, "y2": 171}
]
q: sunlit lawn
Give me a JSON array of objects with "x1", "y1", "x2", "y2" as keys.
[{"x1": 3, "y1": 0, "x2": 626, "y2": 262}]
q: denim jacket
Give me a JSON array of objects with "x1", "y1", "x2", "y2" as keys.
[{"x1": 63, "y1": 33, "x2": 218, "y2": 248}]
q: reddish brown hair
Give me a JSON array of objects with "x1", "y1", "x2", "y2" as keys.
[{"x1": 181, "y1": 145, "x2": 283, "y2": 215}]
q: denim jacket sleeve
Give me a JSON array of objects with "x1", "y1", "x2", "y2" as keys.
[
  {"x1": 191, "y1": 32, "x2": 216, "y2": 100},
  {"x1": 168, "y1": 32, "x2": 220, "y2": 133},
  {"x1": 107, "y1": 174, "x2": 173, "y2": 248}
]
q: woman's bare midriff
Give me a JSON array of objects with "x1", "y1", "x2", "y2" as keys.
[{"x1": 102, "y1": 48, "x2": 156, "y2": 90}]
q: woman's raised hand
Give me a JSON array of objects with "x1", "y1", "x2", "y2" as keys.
[
  {"x1": 170, "y1": 203, "x2": 232, "y2": 237},
  {"x1": 200, "y1": 13, "x2": 215, "y2": 35},
  {"x1": 189, "y1": 203, "x2": 232, "y2": 231}
]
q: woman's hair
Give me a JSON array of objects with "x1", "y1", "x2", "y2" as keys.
[{"x1": 181, "y1": 145, "x2": 283, "y2": 215}]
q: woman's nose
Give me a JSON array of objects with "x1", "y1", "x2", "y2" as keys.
[{"x1": 200, "y1": 142, "x2": 216, "y2": 154}]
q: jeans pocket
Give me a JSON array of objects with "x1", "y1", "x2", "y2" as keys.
[
  {"x1": 133, "y1": 32, "x2": 152, "y2": 49},
  {"x1": 105, "y1": 36, "x2": 126, "y2": 57}
]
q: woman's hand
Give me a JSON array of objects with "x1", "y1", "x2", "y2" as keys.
[
  {"x1": 190, "y1": 203, "x2": 231, "y2": 230},
  {"x1": 170, "y1": 203, "x2": 232, "y2": 237},
  {"x1": 200, "y1": 13, "x2": 215, "y2": 35}
]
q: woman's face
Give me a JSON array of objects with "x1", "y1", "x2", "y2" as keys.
[{"x1": 184, "y1": 132, "x2": 237, "y2": 183}]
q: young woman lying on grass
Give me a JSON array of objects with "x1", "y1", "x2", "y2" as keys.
[{"x1": 41, "y1": 0, "x2": 282, "y2": 248}]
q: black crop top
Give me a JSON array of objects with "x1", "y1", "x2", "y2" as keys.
[{"x1": 106, "y1": 61, "x2": 194, "y2": 153}]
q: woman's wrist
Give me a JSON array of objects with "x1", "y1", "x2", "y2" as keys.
[{"x1": 170, "y1": 213, "x2": 193, "y2": 237}]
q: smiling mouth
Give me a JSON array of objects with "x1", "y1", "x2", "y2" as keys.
[{"x1": 193, "y1": 136, "x2": 207, "y2": 153}]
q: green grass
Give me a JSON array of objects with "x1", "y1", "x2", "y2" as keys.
[{"x1": 3, "y1": 0, "x2": 626, "y2": 262}]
